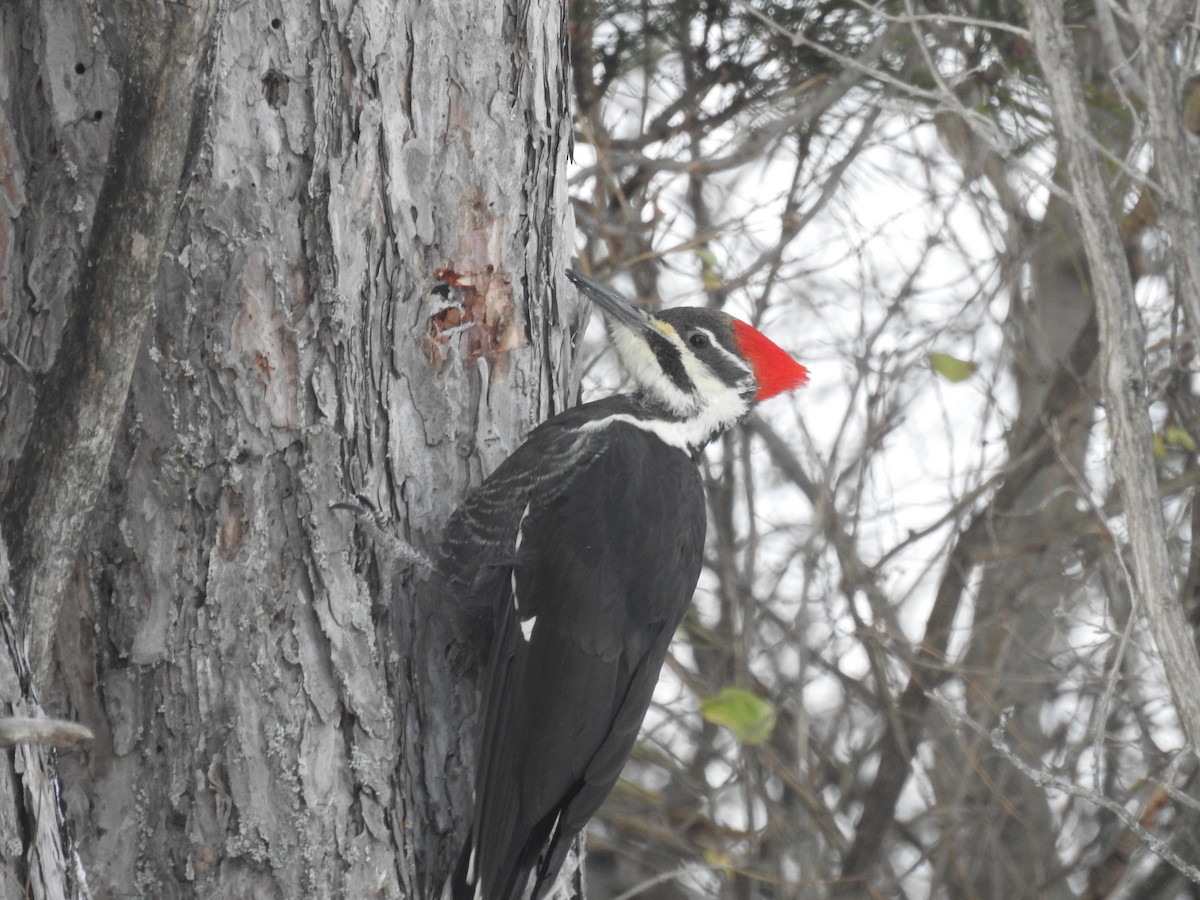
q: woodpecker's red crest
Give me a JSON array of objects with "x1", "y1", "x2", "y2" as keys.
[{"x1": 731, "y1": 318, "x2": 810, "y2": 400}]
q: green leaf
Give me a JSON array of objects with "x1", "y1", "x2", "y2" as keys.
[
  {"x1": 700, "y1": 687, "x2": 777, "y2": 746},
  {"x1": 1165, "y1": 426, "x2": 1197, "y2": 453},
  {"x1": 702, "y1": 848, "x2": 735, "y2": 876},
  {"x1": 696, "y1": 247, "x2": 723, "y2": 292},
  {"x1": 929, "y1": 352, "x2": 978, "y2": 383}
]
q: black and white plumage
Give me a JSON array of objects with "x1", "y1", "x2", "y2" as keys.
[{"x1": 442, "y1": 271, "x2": 808, "y2": 900}]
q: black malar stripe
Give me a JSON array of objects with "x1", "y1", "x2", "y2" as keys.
[{"x1": 648, "y1": 330, "x2": 695, "y2": 396}]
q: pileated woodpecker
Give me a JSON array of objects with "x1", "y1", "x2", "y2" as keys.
[{"x1": 442, "y1": 270, "x2": 808, "y2": 900}]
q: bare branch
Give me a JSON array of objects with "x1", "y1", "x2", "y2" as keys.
[
  {"x1": 934, "y1": 693, "x2": 1200, "y2": 886},
  {"x1": 1027, "y1": 0, "x2": 1200, "y2": 759}
]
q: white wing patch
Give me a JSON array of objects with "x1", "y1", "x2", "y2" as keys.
[
  {"x1": 514, "y1": 501, "x2": 531, "y2": 551},
  {"x1": 511, "y1": 502, "x2": 532, "y2": 613},
  {"x1": 511, "y1": 502, "x2": 537, "y2": 641}
]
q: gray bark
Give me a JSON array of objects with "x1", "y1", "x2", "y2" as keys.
[
  {"x1": 0, "y1": 0, "x2": 577, "y2": 896},
  {"x1": 0, "y1": 527, "x2": 89, "y2": 900},
  {"x1": 2, "y1": 0, "x2": 221, "y2": 686},
  {"x1": 1127, "y1": 3, "x2": 1200, "y2": 351}
]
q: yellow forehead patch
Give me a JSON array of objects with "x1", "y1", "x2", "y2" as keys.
[{"x1": 653, "y1": 320, "x2": 677, "y2": 339}]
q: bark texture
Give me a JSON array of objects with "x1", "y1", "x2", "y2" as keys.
[
  {"x1": 2, "y1": 0, "x2": 220, "y2": 686},
  {"x1": 0, "y1": 0, "x2": 577, "y2": 896},
  {"x1": 0, "y1": 527, "x2": 89, "y2": 900}
]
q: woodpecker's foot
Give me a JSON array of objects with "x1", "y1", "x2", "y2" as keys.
[{"x1": 331, "y1": 496, "x2": 433, "y2": 572}]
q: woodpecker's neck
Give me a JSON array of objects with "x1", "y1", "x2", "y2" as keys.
[
  {"x1": 605, "y1": 317, "x2": 756, "y2": 452},
  {"x1": 568, "y1": 271, "x2": 806, "y2": 455},
  {"x1": 580, "y1": 391, "x2": 749, "y2": 458}
]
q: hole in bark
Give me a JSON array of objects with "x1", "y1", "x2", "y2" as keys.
[
  {"x1": 262, "y1": 69, "x2": 289, "y2": 109},
  {"x1": 74, "y1": 63, "x2": 85, "y2": 74},
  {"x1": 93, "y1": 110, "x2": 103, "y2": 121},
  {"x1": 271, "y1": 17, "x2": 281, "y2": 28}
]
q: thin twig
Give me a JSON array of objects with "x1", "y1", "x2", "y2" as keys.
[{"x1": 933, "y1": 693, "x2": 1200, "y2": 885}]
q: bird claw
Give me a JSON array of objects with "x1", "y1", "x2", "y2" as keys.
[{"x1": 331, "y1": 496, "x2": 433, "y2": 572}]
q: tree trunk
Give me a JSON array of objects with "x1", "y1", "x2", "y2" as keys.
[
  {"x1": 0, "y1": 0, "x2": 577, "y2": 896},
  {"x1": 0, "y1": 526, "x2": 90, "y2": 900}
]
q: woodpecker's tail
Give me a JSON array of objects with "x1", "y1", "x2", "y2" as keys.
[
  {"x1": 451, "y1": 809, "x2": 571, "y2": 900},
  {"x1": 449, "y1": 839, "x2": 476, "y2": 900},
  {"x1": 450, "y1": 834, "x2": 538, "y2": 900}
]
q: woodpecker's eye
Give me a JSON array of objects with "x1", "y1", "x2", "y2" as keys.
[{"x1": 688, "y1": 332, "x2": 710, "y2": 349}]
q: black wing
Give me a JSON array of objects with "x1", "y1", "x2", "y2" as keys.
[
  {"x1": 438, "y1": 408, "x2": 603, "y2": 661},
  {"x1": 452, "y1": 421, "x2": 705, "y2": 900}
]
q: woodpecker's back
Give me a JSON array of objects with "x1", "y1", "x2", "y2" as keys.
[
  {"x1": 443, "y1": 271, "x2": 808, "y2": 900},
  {"x1": 442, "y1": 398, "x2": 705, "y2": 900}
]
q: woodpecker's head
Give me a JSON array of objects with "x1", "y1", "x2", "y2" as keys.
[{"x1": 568, "y1": 270, "x2": 808, "y2": 446}]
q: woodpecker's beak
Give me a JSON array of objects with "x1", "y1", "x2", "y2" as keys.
[{"x1": 567, "y1": 270, "x2": 656, "y2": 337}]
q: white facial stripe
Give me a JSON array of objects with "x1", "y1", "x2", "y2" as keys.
[
  {"x1": 696, "y1": 327, "x2": 754, "y2": 380},
  {"x1": 611, "y1": 326, "x2": 698, "y2": 416},
  {"x1": 520, "y1": 616, "x2": 536, "y2": 641},
  {"x1": 670, "y1": 329, "x2": 753, "y2": 437},
  {"x1": 607, "y1": 319, "x2": 754, "y2": 449},
  {"x1": 678, "y1": 333, "x2": 748, "y2": 391}
]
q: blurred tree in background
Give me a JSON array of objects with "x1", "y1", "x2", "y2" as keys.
[{"x1": 569, "y1": 0, "x2": 1200, "y2": 897}]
